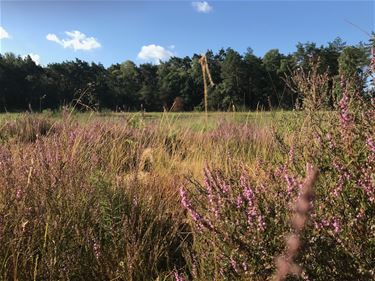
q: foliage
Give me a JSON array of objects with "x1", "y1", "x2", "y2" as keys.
[{"x1": 0, "y1": 38, "x2": 371, "y2": 112}]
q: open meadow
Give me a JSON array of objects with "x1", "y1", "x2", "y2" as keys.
[
  {"x1": 0, "y1": 99, "x2": 374, "y2": 280},
  {"x1": 1, "y1": 2, "x2": 374, "y2": 278}
]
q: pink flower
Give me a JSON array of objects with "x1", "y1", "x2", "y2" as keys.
[
  {"x1": 179, "y1": 187, "x2": 213, "y2": 230},
  {"x1": 332, "y1": 218, "x2": 341, "y2": 233},
  {"x1": 174, "y1": 269, "x2": 185, "y2": 281}
]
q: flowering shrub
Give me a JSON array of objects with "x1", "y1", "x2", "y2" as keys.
[
  {"x1": 179, "y1": 59, "x2": 375, "y2": 280},
  {"x1": 179, "y1": 161, "x2": 320, "y2": 280},
  {"x1": 304, "y1": 79, "x2": 375, "y2": 279}
]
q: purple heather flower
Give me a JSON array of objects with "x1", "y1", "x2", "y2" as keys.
[
  {"x1": 243, "y1": 186, "x2": 254, "y2": 202},
  {"x1": 236, "y1": 195, "x2": 244, "y2": 208},
  {"x1": 366, "y1": 137, "x2": 375, "y2": 153},
  {"x1": 326, "y1": 133, "x2": 336, "y2": 149},
  {"x1": 16, "y1": 188, "x2": 23, "y2": 200},
  {"x1": 179, "y1": 187, "x2": 213, "y2": 230},
  {"x1": 358, "y1": 169, "x2": 374, "y2": 203},
  {"x1": 338, "y1": 86, "x2": 353, "y2": 130},
  {"x1": 174, "y1": 269, "x2": 185, "y2": 281},
  {"x1": 332, "y1": 218, "x2": 341, "y2": 233},
  {"x1": 284, "y1": 173, "x2": 297, "y2": 194},
  {"x1": 179, "y1": 187, "x2": 190, "y2": 209},
  {"x1": 242, "y1": 262, "x2": 248, "y2": 272},
  {"x1": 92, "y1": 239, "x2": 101, "y2": 260},
  {"x1": 257, "y1": 214, "x2": 266, "y2": 231},
  {"x1": 230, "y1": 257, "x2": 239, "y2": 274},
  {"x1": 321, "y1": 219, "x2": 330, "y2": 227},
  {"x1": 204, "y1": 168, "x2": 220, "y2": 218},
  {"x1": 218, "y1": 176, "x2": 230, "y2": 193},
  {"x1": 332, "y1": 161, "x2": 351, "y2": 197}
]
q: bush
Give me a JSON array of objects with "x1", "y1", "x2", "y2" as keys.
[{"x1": 178, "y1": 71, "x2": 375, "y2": 280}]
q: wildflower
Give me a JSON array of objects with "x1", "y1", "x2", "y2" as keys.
[
  {"x1": 179, "y1": 187, "x2": 213, "y2": 230},
  {"x1": 236, "y1": 195, "x2": 244, "y2": 208},
  {"x1": 332, "y1": 161, "x2": 350, "y2": 197},
  {"x1": 332, "y1": 218, "x2": 341, "y2": 233},
  {"x1": 358, "y1": 169, "x2": 374, "y2": 202},
  {"x1": 217, "y1": 175, "x2": 230, "y2": 193},
  {"x1": 180, "y1": 187, "x2": 191, "y2": 209},
  {"x1": 92, "y1": 238, "x2": 101, "y2": 260},
  {"x1": 174, "y1": 269, "x2": 185, "y2": 281},
  {"x1": 16, "y1": 188, "x2": 23, "y2": 200},
  {"x1": 230, "y1": 257, "x2": 239, "y2": 274},
  {"x1": 242, "y1": 262, "x2": 248, "y2": 272},
  {"x1": 243, "y1": 186, "x2": 254, "y2": 202},
  {"x1": 338, "y1": 85, "x2": 353, "y2": 133},
  {"x1": 326, "y1": 133, "x2": 336, "y2": 149},
  {"x1": 204, "y1": 168, "x2": 220, "y2": 218},
  {"x1": 242, "y1": 186, "x2": 256, "y2": 228},
  {"x1": 257, "y1": 214, "x2": 266, "y2": 231},
  {"x1": 366, "y1": 137, "x2": 375, "y2": 153},
  {"x1": 284, "y1": 173, "x2": 297, "y2": 194}
]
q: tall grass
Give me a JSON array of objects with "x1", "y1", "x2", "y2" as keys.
[{"x1": 0, "y1": 111, "x2": 281, "y2": 280}]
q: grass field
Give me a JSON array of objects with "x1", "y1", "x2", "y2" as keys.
[{"x1": 0, "y1": 104, "x2": 374, "y2": 280}]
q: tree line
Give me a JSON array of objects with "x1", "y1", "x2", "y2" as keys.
[{"x1": 0, "y1": 37, "x2": 372, "y2": 112}]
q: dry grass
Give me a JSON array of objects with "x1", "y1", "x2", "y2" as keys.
[{"x1": 0, "y1": 100, "x2": 373, "y2": 280}]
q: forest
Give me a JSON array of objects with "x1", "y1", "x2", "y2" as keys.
[{"x1": 0, "y1": 37, "x2": 371, "y2": 112}]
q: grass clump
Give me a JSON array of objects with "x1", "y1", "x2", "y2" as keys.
[
  {"x1": 0, "y1": 114, "x2": 54, "y2": 142},
  {"x1": 0, "y1": 120, "x2": 189, "y2": 280}
]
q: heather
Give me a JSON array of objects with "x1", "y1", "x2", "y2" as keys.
[{"x1": 1, "y1": 74, "x2": 375, "y2": 280}]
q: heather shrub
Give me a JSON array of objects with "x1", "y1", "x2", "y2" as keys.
[
  {"x1": 0, "y1": 114, "x2": 54, "y2": 142},
  {"x1": 302, "y1": 81, "x2": 375, "y2": 279},
  {"x1": 179, "y1": 157, "x2": 323, "y2": 280},
  {"x1": 178, "y1": 63, "x2": 374, "y2": 280},
  {"x1": 287, "y1": 59, "x2": 332, "y2": 111}
]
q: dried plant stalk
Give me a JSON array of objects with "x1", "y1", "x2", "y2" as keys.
[{"x1": 274, "y1": 163, "x2": 319, "y2": 281}]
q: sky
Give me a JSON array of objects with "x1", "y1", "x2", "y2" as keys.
[{"x1": 0, "y1": 0, "x2": 374, "y2": 67}]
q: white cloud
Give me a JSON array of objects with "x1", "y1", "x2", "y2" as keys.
[
  {"x1": 192, "y1": 1, "x2": 213, "y2": 13},
  {"x1": 46, "y1": 30, "x2": 101, "y2": 51},
  {"x1": 0, "y1": 26, "x2": 10, "y2": 39},
  {"x1": 23, "y1": 53, "x2": 41, "y2": 65},
  {"x1": 137, "y1": 44, "x2": 175, "y2": 64},
  {"x1": 46, "y1": 33, "x2": 60, "y2": 43}
]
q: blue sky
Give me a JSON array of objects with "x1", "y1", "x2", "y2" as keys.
[{"x1": 0, "y1": 1, "x2": 374, "y2": 66}]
